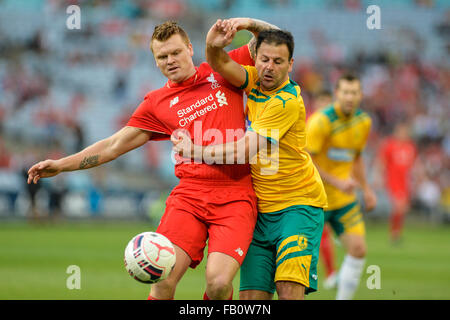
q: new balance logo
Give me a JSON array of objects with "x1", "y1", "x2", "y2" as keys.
[
  {"x1": 207, "y1": 73, "x2": 220, "y2": 89},
  {"x1": 216, "y1": 90, "x2": 228, "y2": 107},
  {"x1": 170, "y1": 96, "x2": 179, "y2": 108}
]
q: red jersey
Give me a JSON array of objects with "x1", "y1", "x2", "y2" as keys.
[
  {"x1": 127, "y1": 45, "x2": 254, "y2": 181},
  {"x1": 379, "y1": 137, "x2": 417, "y2": 196}
]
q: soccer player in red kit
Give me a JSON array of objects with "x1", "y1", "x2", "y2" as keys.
[
  {"x1": 26, "y1": 18, "x2": 277, "y2": 300},
  {"x1": 378, "y1": 122, "x2": 417, "y2": 243}
]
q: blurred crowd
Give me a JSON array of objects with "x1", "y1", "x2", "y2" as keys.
[{"x1": 0, "y1": 0, "x2": 448, "y2": 221}]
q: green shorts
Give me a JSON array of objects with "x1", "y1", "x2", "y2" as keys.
[
  {"x1": 239, "y1": 205, "x2": 324, "y2": 295},
  {"x1": 325, "y1": 201, "x2": 365, "y2": 237}
]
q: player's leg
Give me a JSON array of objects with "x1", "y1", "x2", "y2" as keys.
[
  {"x1": 205, "y1": 186, "x2": 259, "y2": 300},
  {"x1": 149, "y1": 245, "x2": 191, "y2": 299},
  {"x1": 333, "y1": 202, "x2": 366, "y2": 300},
  {"x1": 275, "y1": 281, "x2": 305, "y2": 300},
  {"x1": 320, "y1": 224, "x2": 337, "y2": 289},
  {"x1": 239, "y1": 239, "x2": 276, "y2": 300},
  {"x1": 239, "y1": 211, "x2": 276, "y2": 300},
  {"x1": 274, "y1": 205, "x2": 324, "y2": 300},
  {"x1": 337, "y1": 233, "x2": 366, "y2": 300},
  {"x1": 239, "y1": 290, "x2": 274, "y2": 300},
  {"x1": 390, "y1": 193, "x2": 409, "y2": 243},
  {"x1": 149, "y1": 188, "x2": 209, "y2": 299},
  {"x1": 204, "y1": 252, "x2": 239, "y2": 299}
]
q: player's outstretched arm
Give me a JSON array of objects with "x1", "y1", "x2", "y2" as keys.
[{"x1": 27, "y1": 127, "x2": 152, "y2": 184}]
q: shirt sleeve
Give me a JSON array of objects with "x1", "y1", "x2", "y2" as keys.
[
  {"x1": 305, "y1": 113, "x2": 330, "y2": 155},
  {"x1": 238, "y1": 65, "x2": 258, "y2": 95},
  {"x1": 227, "y1": 44, "x2": 254, "y2": 66},
  {"x1": 249, "y1": 96, "x2": 299, "y2": 144},
  {"x1": 126, "y1": 95, "x2": 170, "y2": 141}
]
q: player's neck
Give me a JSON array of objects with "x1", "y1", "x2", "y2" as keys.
[
  {"x1": 167, "y1": 66, "x2": 197, "y2": 88},
  {"x1": 335, "y1": 102, "x2": 356, "y2": 118},
  {"x1": 260, "y1": 76, "x2": 290, "y2": 93},
  {"x1": 179, "y1": 67, "x2": 197, "y2": 83}
]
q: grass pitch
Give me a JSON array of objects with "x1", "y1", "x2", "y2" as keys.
[{"x1": 1, "y1": 220, "x2": 449, "y2": 300}]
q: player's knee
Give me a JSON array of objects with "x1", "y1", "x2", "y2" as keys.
[
  {"x1": 151, "y1": 277, "x2": 177, "y2": 298},
  {"x1": 349, "y1": 242, "x2": 366, "y2": 258},
  {"x1": 206, "y1": 275, "x2": 232, "y2": 299},
  {"x1": 276, "y1": 281, "x2": 305, "y2": 300},
  {"x1": 277, "y1": 287, "x2": 304, "y2": 300},
  {"x1": 278, "y1": 291, "x2": 304, "y2": 300}
]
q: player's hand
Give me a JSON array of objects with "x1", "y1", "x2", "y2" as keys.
[
  {"x1": 27, "y1": 159, "x2": 62, "y2": 184},
  {"x1": 206, "y1": 19, "x2": 236, "y2": 49},
  {"x1": 336, "y1": 178, "x2": 358, "y2": 194},
  {"x1": 363, "y1": 187, "x2": 377, "y2": 212},
  {"x1": 222, "y1": 18, "x2": 252, "y2": 32},
  {"x1": 171, "y1": 130, "x2": 194, "y2": 159}
]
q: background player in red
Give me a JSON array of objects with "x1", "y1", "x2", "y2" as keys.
[
  {"x1": 377, "y1": 121, "x2": 417, "y2": 243},
  {"x1": 26, "y1": 18, "x2": 277, "y2": 300}
]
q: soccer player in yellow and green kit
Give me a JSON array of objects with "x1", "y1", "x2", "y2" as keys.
[
  {"x1": 172, "y1": 20, "x2": 327, "y2": 300},
  {"x1": 305, "y1": 74, "x2": 377, "y2": 300}
]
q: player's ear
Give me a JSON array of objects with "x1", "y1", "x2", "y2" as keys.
[
  {"x1": 288, "y1": 58, "x2": 294, "y2": 73},
  {"x1": 188, "y1": 43, "x2": 194, "y2": 57},
  {"x1": 150, "y1": 40, "x2": 158, "y2": 66}
]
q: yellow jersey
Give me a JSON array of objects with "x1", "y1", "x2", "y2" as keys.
[
  {"x1": 241, "y1": 65, "x2": 327, "y2": 213},
  {"x1": 306, "y1": 103, "x2": 372, "y2": 210}
]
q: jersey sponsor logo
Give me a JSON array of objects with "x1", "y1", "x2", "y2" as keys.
[
  {"x1": 207, "y1": 72, "x2": 221, "y2": 89},
  {"x1": 216, "y1": 90, "x2": 228, "y2": 106},
  {"x1": 175, "y1": 91, "x2": 229, "y2": 127},
  {"x1": 169, "y1": 96, "x2": 179, "y2": 108},
  {"x1": 327, "y1": 148, "x2": 355, "y2": 162}
]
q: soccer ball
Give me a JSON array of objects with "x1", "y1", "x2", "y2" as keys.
[{"x1": 124, "y1": 232, "x2": 176, "y2": 284}]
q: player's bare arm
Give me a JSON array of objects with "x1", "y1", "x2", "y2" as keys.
[
  {"x1": 171, "y1": 130, "x2": 269, "y2": 164},
  {"x1": 27, "y1": 127, "x2": 152, "y2": 184},
  {"x1": 352, "y1": 154, "x2": 377, "y2": 211},
  {"x1": 310, "y1": 154, "x2": 358, "y2": 194},
  {"x1": 205, "y1": 19, "x2": 247, "y2": 88}
]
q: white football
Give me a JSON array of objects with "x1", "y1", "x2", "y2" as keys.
[{"x1": 124, "y1": 232, "x2": 176, "y2": 284}]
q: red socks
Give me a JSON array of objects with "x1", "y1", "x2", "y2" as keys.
[
  {"x1": 390, "y1": 210, "x2": 405, "y2": 241},
  {"x1": 320, "y1": 226, "x2": 336, "y2": 276},
  {"x1": 147, "y1": 294, "x2": 173, "y2": 300}
]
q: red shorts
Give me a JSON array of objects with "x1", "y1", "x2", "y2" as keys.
[{"x1": 156, "y1": 178, "x2": 258, "y2": 268}]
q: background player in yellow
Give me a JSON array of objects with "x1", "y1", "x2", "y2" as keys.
[
  {"x1": 172, "y1": 20, "x2": 327, "y2": 300},
  {"x1": 306, "y1": 74, "x2": 377, "y2": 300}
]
